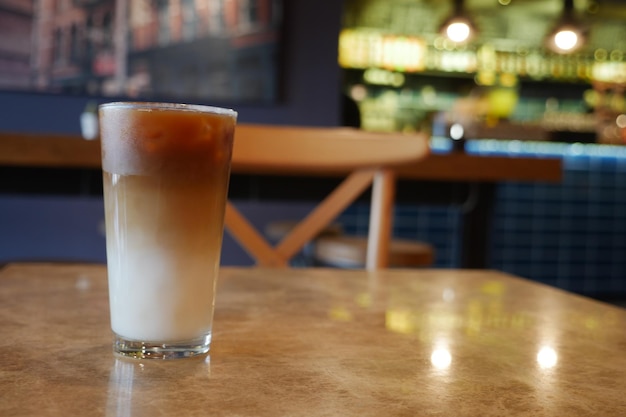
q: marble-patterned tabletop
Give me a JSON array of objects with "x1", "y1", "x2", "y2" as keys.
[{"x1": 1, "y1": 263, "x2": 624, "y2": 416}]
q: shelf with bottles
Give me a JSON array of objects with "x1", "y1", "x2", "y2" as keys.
[
  {"x1": 591, "y1": 81, "x2": 626, "y2": 145},
  {"x1": 338, "y1": 27, "x2": 614, "y2": 85},
  {"x1": 344, "y1": 67, "x2": 598, "y2": 142}
]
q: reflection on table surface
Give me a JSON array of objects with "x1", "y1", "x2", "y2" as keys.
[{"x1": 0, "y1": 263, "x2": 624, "y2": 416}]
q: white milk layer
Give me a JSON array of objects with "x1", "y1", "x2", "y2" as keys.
[{"x1": 104, "y1": 171, "x2": 225, "y2": 342}]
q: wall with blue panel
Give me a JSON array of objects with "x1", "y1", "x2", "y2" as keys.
[{"x1": 487, "y1": 141, "x2": 626, "y2": 298}]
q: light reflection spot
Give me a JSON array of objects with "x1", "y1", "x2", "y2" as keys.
[
  {"x1": 75, "y1": 275, "x2": 91, "y2": 291},
  {"x1": 329, "y1": 306, "x2": 352, "y2": 322},
  {"x1": 355, "y1": 292, "x2": 371, "y2": 308},
  {"x1": 385, "y1": 309, "x2": 413, "y2": 334},
  {"x1": 481, "y1": 281, "x2": 505, "y2": 296},
  {"x1": 431, "y1": 348, "x2": 452, "y2": 369},
  {"x1": 537, "y1": 346, "x2": 558, "y2": 369},
  {"x1": 450, "y1": 123, "x2": 464, "y2": 140},
  {"x1": 443, "y1": 288, "x2": 455, "y2": 302}
]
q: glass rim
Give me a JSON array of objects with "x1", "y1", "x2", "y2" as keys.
[{"x1": 99, "y1": 101, "x2": 237, "y2": 117}]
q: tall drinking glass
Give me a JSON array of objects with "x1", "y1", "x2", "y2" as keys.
[{"x1": 99, "y1": 102, "x2": 236, "y2": 359}]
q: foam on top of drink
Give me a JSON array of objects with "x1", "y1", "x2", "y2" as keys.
[{"x1": 100, "y1": 102, "x2": 236, "y2": 176}]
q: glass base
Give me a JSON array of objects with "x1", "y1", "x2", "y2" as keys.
[{"x1": 113, "y1": 333, "x2": 211, "y2": 360}]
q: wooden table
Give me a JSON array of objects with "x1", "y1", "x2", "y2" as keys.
[
  {"x1": 0, "y1": 131, "x2": 562, "y2": 268},
  {"x1": 1, "y1": 263, "x2": 624, "y2": 416},
  {"x1": 0, "y1": 131, "x2": 562, "y2": 182}
]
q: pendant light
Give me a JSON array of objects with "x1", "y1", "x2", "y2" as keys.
[
  {"x1": 439, "y1": 0, "x2": 477, "y2": 45},
  {"x1": 546, "y1": 0, "x2": 587, "y2": 54}
]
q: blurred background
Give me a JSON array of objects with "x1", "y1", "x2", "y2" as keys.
[{"x1": 0, "y1": 0, "x2": 625, "y2": 303}]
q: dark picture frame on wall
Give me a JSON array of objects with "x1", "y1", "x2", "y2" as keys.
[{"x1": 0, "y1": 0, "x2": 283, "y2": 104}]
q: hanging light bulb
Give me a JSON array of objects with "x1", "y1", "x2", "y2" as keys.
[
  {"x1": 439, "y1": 0, "x2": 477, "y2": 45},
  {"x1": 546, "y1": 0, "x2": 588, "y2": 54},
  {"x1": 554, "y1": 30, "x2": 579, "y2": 51},
  {"x1": 446, "y1": 21, "x2": 472, "y2": 43}
]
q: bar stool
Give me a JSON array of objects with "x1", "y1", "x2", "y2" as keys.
[
  {"x1": 313, "y1": 235, "x2": 435, "y2": 268},
  {"x1": 265, "y1": 221, "x2": 435, "y2": 268},
  {"x1": 264, "y1": 220, "x2": 343, "y2": 266}
]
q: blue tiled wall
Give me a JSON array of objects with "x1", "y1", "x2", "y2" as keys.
[{"x1": 484, "y1": 141, "x2": 626, "y2": 297}]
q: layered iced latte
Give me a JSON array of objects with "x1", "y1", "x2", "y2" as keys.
[{"x1": 99, "y1": 102, "x2": 236, "y2": 359}]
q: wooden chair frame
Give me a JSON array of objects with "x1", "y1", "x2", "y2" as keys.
[{"x1": 226, "y1": 124, "x2": 430, "y2": 270}]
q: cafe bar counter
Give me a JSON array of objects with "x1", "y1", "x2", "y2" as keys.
[{"x1": 1, "y1": 263, "x2": 624, "y2": 416}]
